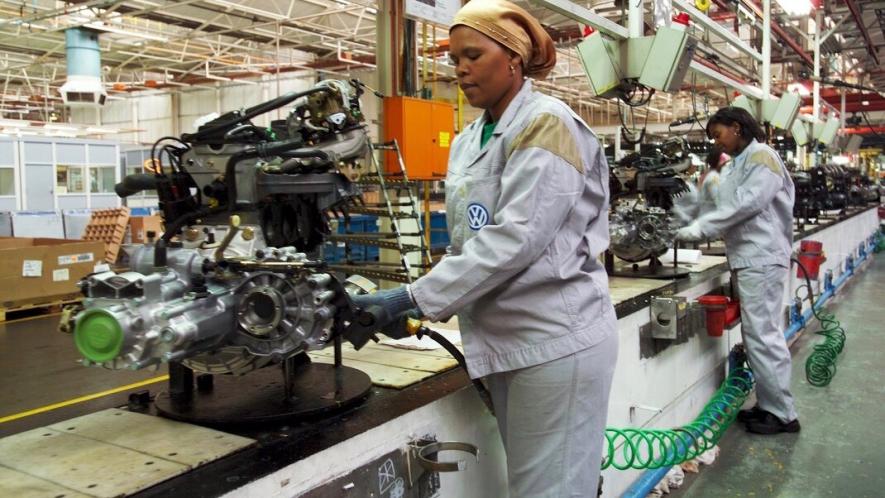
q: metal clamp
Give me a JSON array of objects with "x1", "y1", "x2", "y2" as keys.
[
  {"x1": 406, "y1": 440, "x2": 479, "y2": 486},
  {"x1": 215, "y1": 215, "x2": 241, "y2": 262}
]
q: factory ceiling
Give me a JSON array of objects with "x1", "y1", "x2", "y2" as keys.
[{"x1": 0, "y1": 0, "x2": 880, "y2": 130}]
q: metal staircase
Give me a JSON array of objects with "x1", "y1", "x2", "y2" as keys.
[{"x1": 326, "y1": 140, "x2": 432, "y2": 284}]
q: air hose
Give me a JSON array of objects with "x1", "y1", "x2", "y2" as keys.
[
  {"x1": 792, "y1": 257, "x2": 846, "y2": 387},
  {"x1": 601, "y1": 367, "x2": 754, "y2": 470},
  {"x1": 410, "y1": 320, "x2": 753, "y2": 469},
  {"x1": 407, "y1": 320, "x2": 495, "y2": 413}
]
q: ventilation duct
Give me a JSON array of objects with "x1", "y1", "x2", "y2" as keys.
[{"x1": 59, "y1": 28, "x2": 107, "y2": 106}]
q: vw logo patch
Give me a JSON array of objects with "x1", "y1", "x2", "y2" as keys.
[{"x1": 466, "y1": 203, "x2": 490, "y2": 231}]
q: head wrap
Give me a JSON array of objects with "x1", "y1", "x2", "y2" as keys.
[{"x1": 450, "y1": 0, "x2": 556, "y2": 80}]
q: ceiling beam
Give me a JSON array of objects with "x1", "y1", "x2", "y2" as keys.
[{"x1": 843, "y1": 0, "x2": 879, "y2": 65}]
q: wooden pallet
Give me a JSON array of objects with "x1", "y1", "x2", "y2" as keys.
[
  {"x1": 82, "y1": 207, "x2": 130, "y2": 263},
  {"x1": 0, "y1": 293, "x2": 82, "y2": 322}
]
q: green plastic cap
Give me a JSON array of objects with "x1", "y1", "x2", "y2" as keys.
[{"x1": 74, "y1": 309, "x2": 124, "y2": 363}]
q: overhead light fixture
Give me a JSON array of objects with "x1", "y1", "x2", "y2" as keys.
[
  {"x1": 86, "y1": 127, "x2": 119, "y2": 134},
  {"x1": 0, "y1": 119, "x2": 29, "y2": 128},
  {"x1": 776, "y1": 0, "x2": 813, "y2": 16},
  {"x1": 85, "y1": 22, "x2": 169, "y2": 43},
  {"x1": 44, "y1": 123, "x2": 78, "y2": 131}
]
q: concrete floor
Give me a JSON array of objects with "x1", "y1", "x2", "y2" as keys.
[
  {"x1": 671, "y1": 255, "x2": 885, "y2": 498},
  {"x1": 0, "y1": 313, "x2": 166, "y2": 437}
]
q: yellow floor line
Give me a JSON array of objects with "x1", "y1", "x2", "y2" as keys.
[{"x1": 0, "y1": 375, "x2": 169, "y2": 424}]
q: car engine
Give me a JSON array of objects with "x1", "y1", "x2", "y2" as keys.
[{"x1": 70, "y1": 79, "x2": 377, "y2": 375}]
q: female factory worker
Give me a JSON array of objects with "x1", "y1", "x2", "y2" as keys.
[
  {"x1": 351, "y1": 0, "x2": 618, "y2": 495},
  {"x1": 677, "y1": 107, "x2": 800, "y2": 435}
]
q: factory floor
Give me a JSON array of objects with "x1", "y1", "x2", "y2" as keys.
[
  {"x1": 671, "y1": 254, "x2": 885, "y2": 498},
  {"x1": 0, "y1": 312, "x2": 167, "y2": 438}
]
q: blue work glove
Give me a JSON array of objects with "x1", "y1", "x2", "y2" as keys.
[{"x1": 347, "y1": 286, "x2": 420, "y2": 347}]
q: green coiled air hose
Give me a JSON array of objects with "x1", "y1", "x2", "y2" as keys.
[
  {"x1": 602, "y1": 367, "x2": 754, "y2": 470},
  {"x1": 804, "y1": 309, "x2": 845, "y2": 387},
  {"x1": 792, "y1": 257, "x2": 847, "y2": 387}
]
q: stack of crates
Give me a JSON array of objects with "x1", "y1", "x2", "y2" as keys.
[
  {"x1": 322, "y1": 215, "x2": 380, "y2": 263},
  {"x1": 427, "y1": 211, "x2": 449, "y2": 252}
]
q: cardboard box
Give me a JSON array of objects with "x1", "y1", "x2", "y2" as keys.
[
  {"x1": 129, "y1": 215, "x2": 164, "y2": 243},
  {"x1": 11, "y1": 211, "x2": 65, "y2": 238},
  {"x1": 0, "y1": 212, "x2": 12, "y2": 237},
  {"x1": 0, "y1": 238, "x2": 104, "y2": 307}
]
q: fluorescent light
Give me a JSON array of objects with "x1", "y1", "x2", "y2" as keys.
[
  {"x1": 0, "y1": 119, "x2": 28, "y2": 128},
  {"x1": 86, "y1": 127, "x2": 119, "y2": 134},
  {"x1": 44, "y1": 124, "x2": 78, "y2": 131},
  {"x1": 85, "y1": 22, "x2": 169, "y2": 43},
  {"x1": 776, "y1": 0, "x2": 812, "y2": 16}
]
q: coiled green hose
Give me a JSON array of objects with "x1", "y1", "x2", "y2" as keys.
[
  {"x1": 602, "y1": 367, "x2": 754, "y2": 470},
  {"x1": 804, "y1": 309, "x2": 845, "y2": 387},
  {"x1": 792, "y1": 257, "x2": 847, "y2": 387}
]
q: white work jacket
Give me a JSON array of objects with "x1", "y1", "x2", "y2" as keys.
[
  {"x1": 410, "y1": 80, "x2": 616, "y2": 378},
  {"x1": 698, "y1": 169, "x2": 721, "y2": 214},
  {"x1": 695, "y1": 139, "x2": 795, "y2": 269}
]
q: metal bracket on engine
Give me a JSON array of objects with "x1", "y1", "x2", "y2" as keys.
[{"x1": 215, "y1": 215, "x2": 241, "y2": 262}]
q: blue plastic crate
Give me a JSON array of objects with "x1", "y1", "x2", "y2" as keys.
[
  {"x1": 129, "y1": 207, "x2": 157, "y2": 217},
  {"x1": 428, "y1": 211, "x2": 449, "y2": 250}
]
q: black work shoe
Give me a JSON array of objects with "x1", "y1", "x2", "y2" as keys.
[
  {"x1": 737, "y1": 405, "x2": 765, "y2": 423},
  {"x1": 746, "y1": 412, "x2": 801, "y2": 434}
]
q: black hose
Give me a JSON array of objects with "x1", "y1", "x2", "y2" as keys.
[
  {"x1": 417, "y1": 326, "x2": 495, "y2": 414},
  {"x1": 115, "y1": 173, "x2": 158, "y2": 198},
  {"x1": 160, "y1": 206, "x2": 223, "y2": 243}
]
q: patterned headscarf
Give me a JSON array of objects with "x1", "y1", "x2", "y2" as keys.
[{"x1": 450, "y1": 0, "x2": 556, "y2": 80}]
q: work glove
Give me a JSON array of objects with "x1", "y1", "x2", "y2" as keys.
[
  {"x1": 346, "y1": 286, "x2": 420, "y2": 348},
  {"x1": 676, "y1": 222, "x2": 704, "y2": 242},
  {"x1": 379, "y1": 309, "x2": 423, "y2": 340}
]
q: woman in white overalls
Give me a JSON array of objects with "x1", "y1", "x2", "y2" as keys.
[
  {"x1": 677, "y1": 107, "x2": 799, "y2": 434},
  {"x1": 351, "y1": 1, "x2": 618, "y2": 495}
]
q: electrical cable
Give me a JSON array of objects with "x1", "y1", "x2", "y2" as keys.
[
  {"x1": 860, "y1": 112, "x2": 885, "y2": 141},
  {"x1": 791, "y1": 257, "x2": 846, "y2": 387},
  {"x1": 150, "y1": 136, "x2": 188, "y2": 177},
  {"x1": 602, "y1": 367, "x2": 754, "y2": 470}
]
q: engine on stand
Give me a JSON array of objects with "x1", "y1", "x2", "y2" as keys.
[
  {"x1": 791, "y1": 168, "x2": 826, "y2": 226},
  {"x1": 606, "y1": 138, "x2": 692, "y2": 278},
  {"x1": 65, "y1": 80, "x2": 390, "y2": 425}
]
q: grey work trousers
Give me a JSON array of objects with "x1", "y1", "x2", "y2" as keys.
[
  {"x1": 735, "y1": 264, "x2": 798, "y2": 423},
  {"x1": 484, "y1": 331, "x2": 617, "y2": 498}
]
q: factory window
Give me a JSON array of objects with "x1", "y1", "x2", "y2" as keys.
[
  {"x1": 57, "y1": 164, "x2": 85, "y2": 194},
  {"x1": 90, "y1": 166, "x2": 116, "y2": 193},
  {"x1": 0, "y1": 168, "x2": 13, "y2": 195}
]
